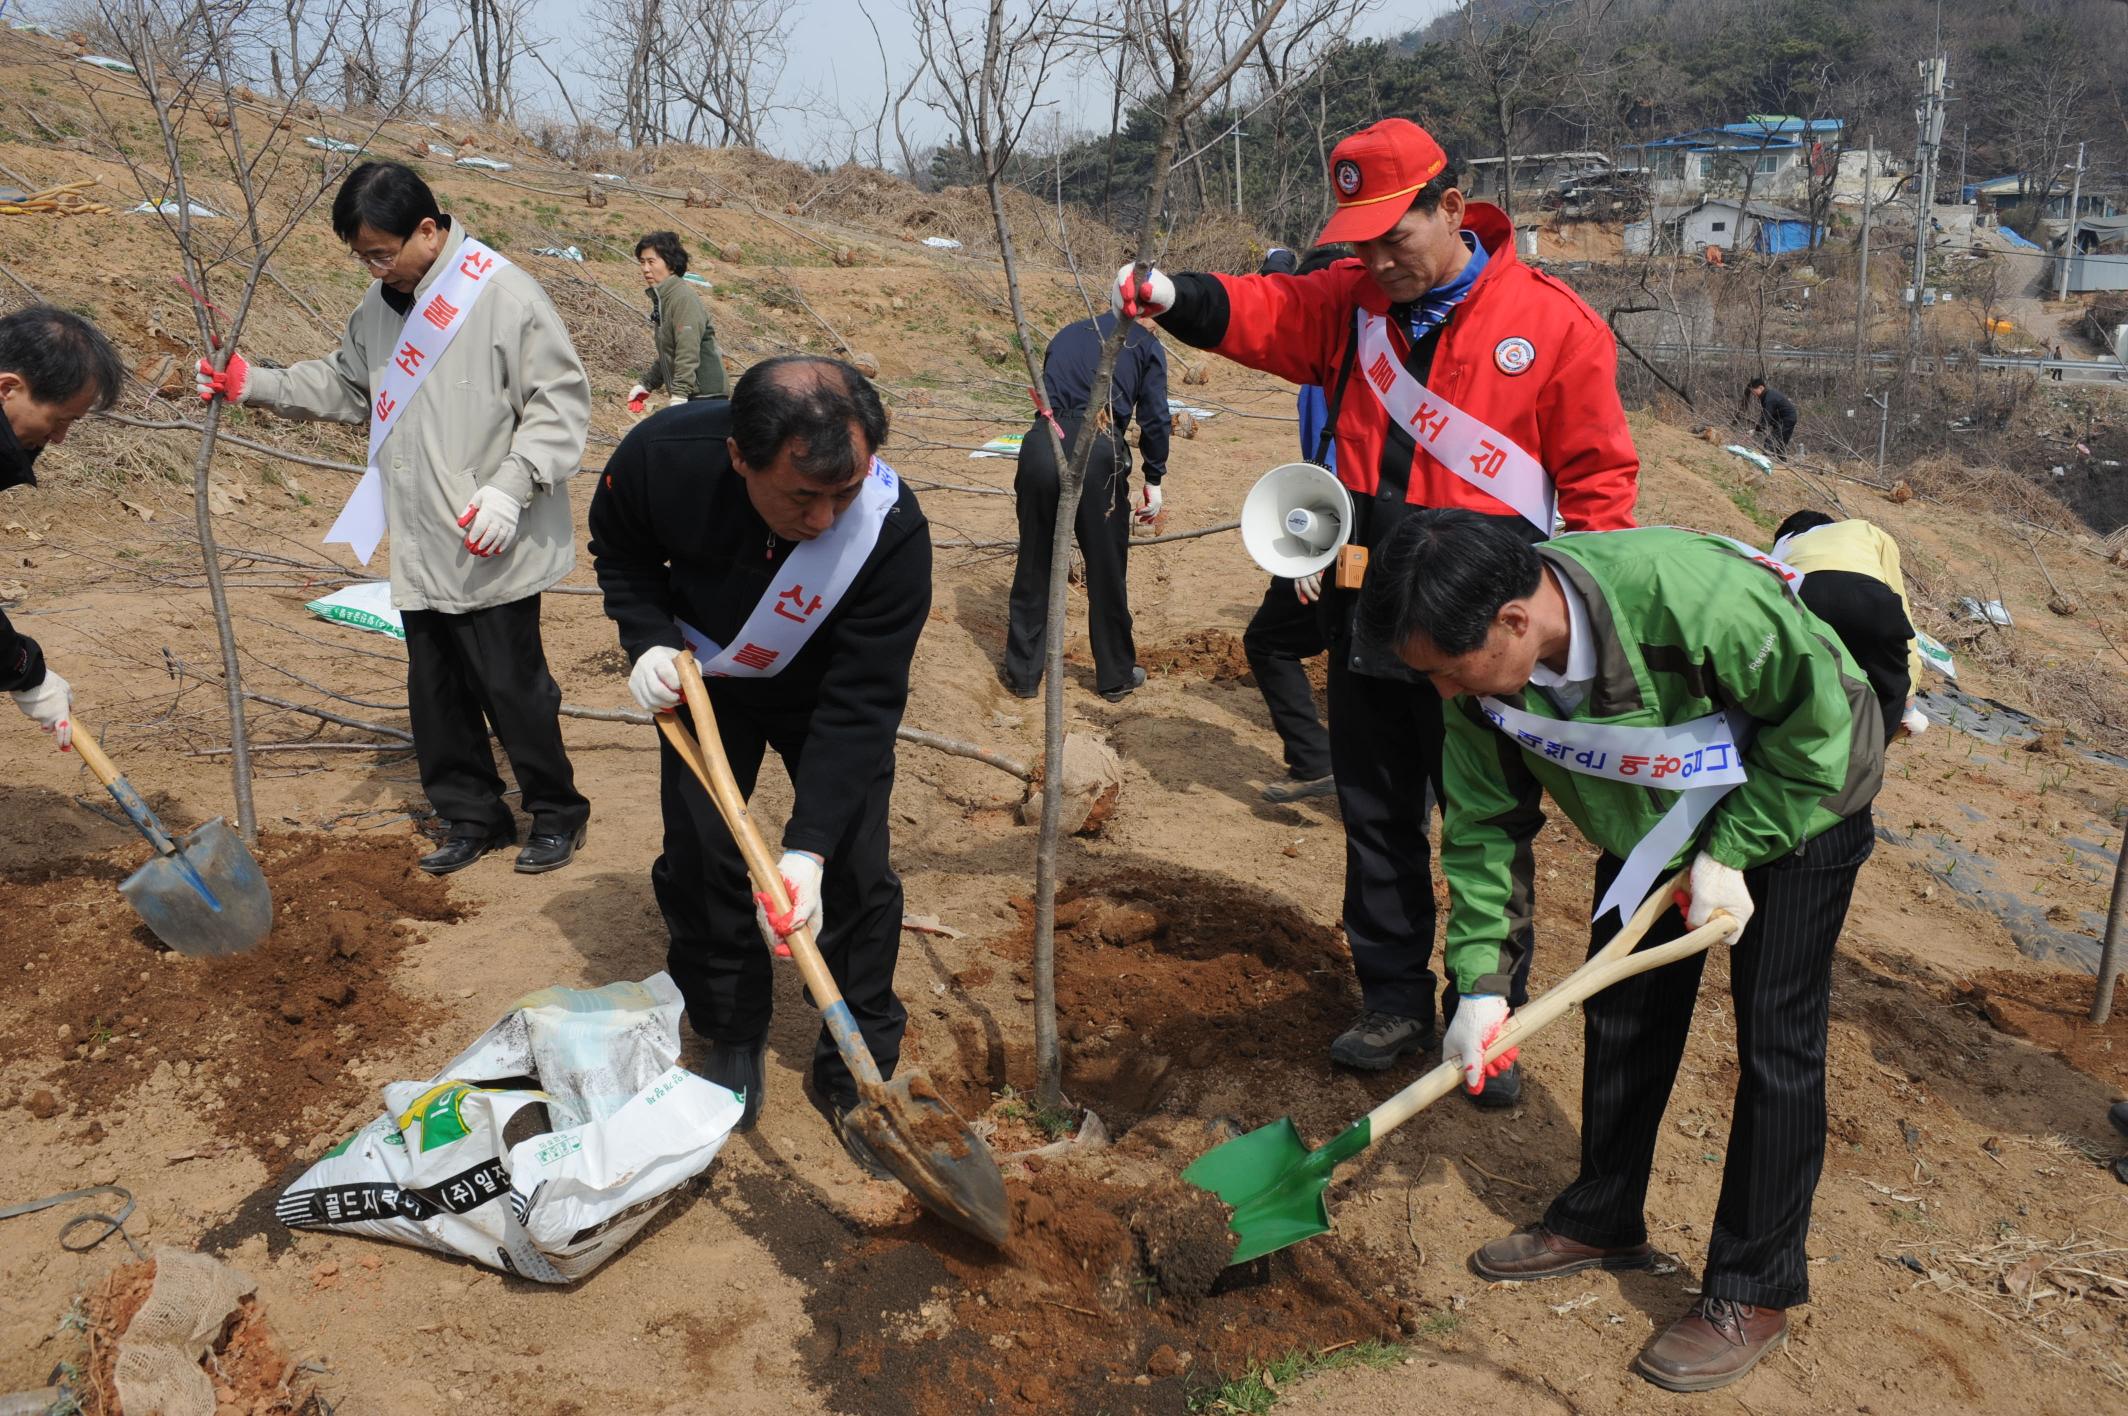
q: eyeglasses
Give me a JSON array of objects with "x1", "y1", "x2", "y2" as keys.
[{"x1": 348, "y1": 242, "x2": 403, "y2": 270}]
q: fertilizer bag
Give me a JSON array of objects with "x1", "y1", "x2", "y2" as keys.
[{"x1": 277, "y1": 973, "x2": 741, "y2": 1282}]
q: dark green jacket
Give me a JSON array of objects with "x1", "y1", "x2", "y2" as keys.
[
  {"x1": 642, "y1": 275, "x2": 728, "y2": 400},
  {"x1": 1441, "y1": 528, "x2": 1885, "y2": 994}
]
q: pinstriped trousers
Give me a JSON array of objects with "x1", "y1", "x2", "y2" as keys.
[{"x1": 1543, "y1": 807, "x2": 1875, "y2": 1309}]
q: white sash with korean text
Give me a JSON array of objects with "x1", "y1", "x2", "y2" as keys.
[
  {"x1": 1353, "y1": 311, "x2": 1554, "y2": 534},
  {"x1": 324, "y1": 238, "x2": 511, "y2": 565},
  {"x1": 1478, "y1": 695, "x2": 1755, "y2": 923},
  {"x1": 674, "y1": 458, "x2": 899, "y2": 679}
]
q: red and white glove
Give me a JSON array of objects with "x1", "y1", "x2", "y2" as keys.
[
  {"x1": 1685, "y1": 850, "x2": 1753, "y2": 941},
  {"x1": 11, "y1": 669, "x2": 72, "y2": 750},
  {"x1": 754, "y1": 850, "x2": 823, "y2": 959},
  {"x1": 456, "y1": 486, "x2": 522, "y2": 558},
  {"x1": 627, "y1": 383, "x2": 649, "y2": 413},
  {"x1": 1135, "y1": 482, "x2": 1163, "y2": 525},
  {"x1": 1441, "y1": 994, "x2": 1516, "y2": 1096},
  {"x1": 195, "y1": 352, "x2": 250, "y2": 403},
  {"x1": 1112, "y1": 263, "x2": 1176, "y2": 319},
  {"x1": 1294, "y1": 571, "x2": 1323, "y2": 604}
]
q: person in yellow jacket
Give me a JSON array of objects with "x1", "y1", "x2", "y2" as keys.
[{"x1": 1770, "y1": 511, "x2": 1927, "y2": 741}]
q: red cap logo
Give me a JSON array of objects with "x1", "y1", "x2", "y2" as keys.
[{"x1": 1334, "y1": 159, "x2": 1363, "y2": 197}]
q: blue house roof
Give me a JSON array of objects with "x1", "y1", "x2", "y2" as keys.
[{"x1": 1635, "y1": 119, "x2": 1844, "y2": 154}]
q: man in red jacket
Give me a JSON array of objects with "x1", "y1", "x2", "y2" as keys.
[{"x1": 1117, "y1": 119, "x2": 1639, "y2": 1094}]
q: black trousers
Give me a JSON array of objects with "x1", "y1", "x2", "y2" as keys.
[
  {"x1": 1544, "y1": 807, "x2": 1875, "y2": 1309},
  {"x1": 401, "y1": 593, "x2": 587, "y2": 838},
  {"x1": 1327, "y1": 647, "x2": 1533, "y2": 1022},
  {"x1": 651, "y1": 699, "x2": 906, "y2": 1110},
  {"x1": 1004, "y1": 415, "x2": 1138, "y2": 696},
  {"x1": 1761, "y1": 409, "x2": 1797, "y2": 455},
  {"x1": 1243, "y1": 576, "x2": 1331, "y2": 780}
]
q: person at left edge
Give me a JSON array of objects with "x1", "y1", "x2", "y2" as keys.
[
  {"x1": 198, "y1": 161, "x2": 593, "y2": 876},
  {"x1": 3, "y1": 306, "x2": 126, "y2": 752},
  {"x1": 589, "y1": 357, "x2": 931, "y2": 1177}
]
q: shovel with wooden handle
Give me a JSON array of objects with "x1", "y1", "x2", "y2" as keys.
[
  {"x1": 656, "y1": 652, "x2": 1011, "y2": 1247},
  {"x1": 69, "y1": 724, "x2": 272, "y2": 957},
  {"x1": 1183, "y1": 869, "x2": 1738, "y2": 1265}
]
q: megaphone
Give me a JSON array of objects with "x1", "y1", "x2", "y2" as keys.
[{"x1": 1241, "y1": 462, "x2": 1352, "y2": 578}]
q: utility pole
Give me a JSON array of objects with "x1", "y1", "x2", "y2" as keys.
[
  {"x1": 1906, "y1": 53, "x2": 1947, "y2": 371},
  {"x1": 1957, "y1": 123, "x2": 1968, "y2": 204},
  {"x1": 2057, "y1": 140, "x2": 2085, "y2": 301},
  {"x1": 1867, "y1": 388, "x2": 1890, "y2": 475},
  {"x1": 1232, "y1": 123, "x2": 1243, "y2": 216},
  {"x1": 1855, "y1": 135, "x2": 1875, "y2": 375}
]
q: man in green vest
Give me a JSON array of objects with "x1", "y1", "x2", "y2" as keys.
[{"x1": 1358, "y1": 509, "x2": 1884, "y2": 1392}]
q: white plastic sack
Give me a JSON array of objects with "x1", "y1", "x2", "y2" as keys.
[
  {"x1": 305, "y1": 581, "x2": 404, "y2": 640},
  {"x1": 276, "y1": 973, "x2": 742, "y2": 1283}
]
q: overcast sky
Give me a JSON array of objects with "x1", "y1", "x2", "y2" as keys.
[{"x1": 526, "y1": 0, "x2": 1459, "y2": 159}]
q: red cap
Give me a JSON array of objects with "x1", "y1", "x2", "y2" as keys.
[{"x1": 1316, "y1": 118, "x2": 1449, "y2": 245}]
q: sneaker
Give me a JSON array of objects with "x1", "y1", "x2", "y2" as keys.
[
  {"x1": 1099, "y1": 666, "x2": 1147, "y2": 703},
  {"x1": 702, "y1": 1039, "x2": 765, "y2": 1132},
  {"x1": 1328, "y1": 1010, "x2": 1434, "y2": 1071},
  {"x1": 831, "y1": 1100, "x2": 893, "y2": 1180},
  {"x1": 1262, "y1": 774, "x2": 1336, "y2": 803}
]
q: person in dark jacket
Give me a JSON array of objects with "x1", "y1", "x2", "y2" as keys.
[
  {"x1": 1002, "y1": 313, "x2": 1171, "y2": 702},
  {"x1": 1245, "y1": 245, "x2": 1347, "y2": 802},
  {"x1": 1, "y1": 306, "x2": 124, "y2": 750},
  {"x1": 1747, "y1": 378, "x2": 1797, "y2": 456},
  {"x1": 589, "y1": 356, "x2": 928, "y2": 1177},
  {"x1": 628, "y1": 230, "x2": 729, "y2": 407}
]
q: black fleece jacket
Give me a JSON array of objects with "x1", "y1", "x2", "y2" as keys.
[
  {"x1": 587, "y1": 400, "x2": 931, "y2": 857},
  {"x1": 0, "y1": 417, "x2": 46, "y2": 692}
]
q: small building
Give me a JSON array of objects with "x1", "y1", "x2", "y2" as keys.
[
  {"x1": 1620, "y1": 118, "x2": 1843, "y2": 204},
  {"x1": 1970, "y1": 173, "x2": 2123, "y2": 223},
  {"x1": 2063, "y1": 216, "x2": 2128, "y2": 294},
  {"x1": 1658, "y1": 198, "x2": 1821, "y2": 255},
  {"x1": 1463, "y1": 150, "x2": 1611, "y2": 202}
]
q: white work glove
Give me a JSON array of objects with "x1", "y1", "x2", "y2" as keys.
[
  {"x1": 1900, "y1": 704, "x2": 1928, "y2": 737},
  {"x1": 1686, "y1": 850, "x2": 1753, "y2": 940},
  {"x1": 629, "y1": 645, "x2": 684, "y2": 712},
  {"x1": 11, "y1": 669, "x2": 72, "y2": 749},
  {"x1": 627, "y1": 383, "x2": 650, "y2": 403},
  {"x1": 1135, "y1": 482, "x2": 1163, "y2": 524},
  {"x1": 1113, "y1": 263, "x2": 1176, "y2": 318},
  {"x1": 456, "y1": 485, "x2": 522, "y2": 558},
  {"x1": 754, "y1": 850, "x2": 823, "y2": 959},
  {"x1": 667, "y1": 396, "x2": 687, "y2": 408},
  {"x1": 1294, "y1": 571, "x2": 1323, "y2": 604},
  {"x1": 1441, "y1": 994, "x2": 1516, "y2": 1096}
]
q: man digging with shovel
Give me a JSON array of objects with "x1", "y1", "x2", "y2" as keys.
[
  {"x1": 589, "y1": 357, "x2": 930, "y2": 1178},
  {"x1": 1360, "y1": 510, "x2": 1886, "y2": 1392}
]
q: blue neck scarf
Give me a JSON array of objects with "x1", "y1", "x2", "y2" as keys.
[{"x1": 1405, "y1": 230, "x2": 1487, "y2": 343}]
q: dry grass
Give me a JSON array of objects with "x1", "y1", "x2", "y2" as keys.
[{"x1": 1884, "y1": 1228, "x2": 2128, "y2": 1390}]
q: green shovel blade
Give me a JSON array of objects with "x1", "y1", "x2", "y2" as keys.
[{"x1": 1182, "y1": 1115, "x2": 1374, "y2": 1265}]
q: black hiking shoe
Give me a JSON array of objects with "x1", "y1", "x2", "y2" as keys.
[
  {"x1": 703, "y1": 1039, "x2": 765, "y2": 1132},
  {"x1": 1466, "y1": 1059, "x2": 1523, "y2": 1110},
  {"x1": 419, "y1": 826, "x2": 515, "y2": 876},
  {"x1": 1329, "y1": 1010, "x2": 1435, "y2": 1071},
  {"x1": 1099, "y1": 666, "x2": 1147, "y2": 703}
]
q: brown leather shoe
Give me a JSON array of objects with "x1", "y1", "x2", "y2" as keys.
[
  {"x1": 1634, "y1": 1297, "x2": 1788, "y2": 1392},
  {"x1": 1469, "y1": 1225, "x2": 1656, "y2": 1282}
]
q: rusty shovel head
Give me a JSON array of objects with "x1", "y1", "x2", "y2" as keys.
[
  {"x1": 118, "y1": 817, "x2": 273, "y2": 957},
  {"x1": 846, "y1": 1070, "x2": 1011, "y2": 1247}
]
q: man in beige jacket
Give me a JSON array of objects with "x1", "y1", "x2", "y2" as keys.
[{"x1": 199, "y1": 161, "x2": 593, "y2": 875}]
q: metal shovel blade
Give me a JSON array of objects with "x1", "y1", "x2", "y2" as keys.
[
  {"x1": 845, "y1": 1071, "x2": 1011, "y2": 1246},
  {"x1": 118, "y1": 817, "x2": 273, "y2": 957},
  {"x1": 1182, "y1": 1114, "x2": 1374, "y2": 1265}
]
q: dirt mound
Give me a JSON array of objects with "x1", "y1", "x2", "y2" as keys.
[
  {"x1": 81, "y1": 1257, "x2": 319, "y2": 1416},
  {"x1": 737, "y1": 1150, "x2": 1395, "y2": 1415},
  {"x1": 988, "y1": 869, "x2": 1354, "y2": 1124},
  {"x1": 1957, "y1": 968, "x2": 2128, "y2": 1088},
  {"x1": 0, "y1": 833, "x2": 461, "y2": 1164},
  {"x1": 1143, "y1": 628, "x2": 1255, "y2": 684}
]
